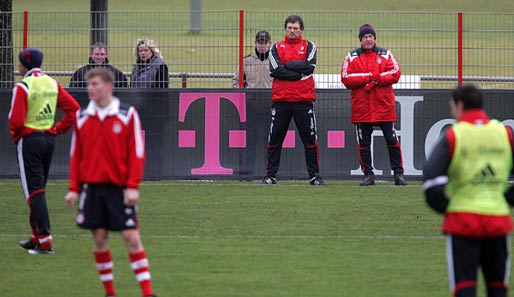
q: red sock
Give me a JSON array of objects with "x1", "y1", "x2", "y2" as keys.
[
  {"x1": 129, "y1": 250, "x2": 154, "y2": 297},
  {"x1": 37, "y1": 234, "x2": 52, "y2": 249},
  {"x1": 94, "y1": 250, "x2": 116, "y2": 296}
]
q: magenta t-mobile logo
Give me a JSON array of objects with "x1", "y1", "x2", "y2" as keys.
[{"x1": 178, "y1": 93, "x2": 247, "y2": 175}]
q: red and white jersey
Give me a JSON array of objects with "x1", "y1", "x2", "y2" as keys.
[{"x1": 69, "y1": 98, "x2": 145, "y2": 192}]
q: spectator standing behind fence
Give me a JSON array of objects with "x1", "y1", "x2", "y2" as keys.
[
  {"x1": 423, "y1": 85, "x2": 514, "y2": 297},
  {"x1": 341, "y1": 24, "x2": 407, "y2": 186},
  {"x1": 9, "y1": 48, "x2": 80, "y2": 254},
  {"x1": 232, "y1": 31, "x2": 273, "y2": 88},
  {"x1": 130, "y1": 38, "x2": 169, "y2": 88},
  {"x1": 69, "y1": 42, "x2": 128, "y2": 88},
  {"x1": 262, "y1": 15, "x2": 324, "y2": 186}
]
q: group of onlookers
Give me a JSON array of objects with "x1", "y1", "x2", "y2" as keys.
[{"x1": 69, "y1": 38, "x2": 169, "y2": 88}]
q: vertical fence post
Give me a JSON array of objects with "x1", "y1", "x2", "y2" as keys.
[
  {"x1": 238, "y1": 10, "x2": 245, "y2": 89},
  {"x1": 457, "y1": 11, "x2": 463, "y2": 86},
  {"x1": 23, "y1": 11, "x2": 28, "y2": 49},
  {"x1": 181, "y1": 73, "x2": 187, "y2": 88}
]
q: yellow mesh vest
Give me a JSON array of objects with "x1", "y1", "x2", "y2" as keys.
[
  {"x1": 447, "y1": 120, "x2": 512, "y2": 215},
  {"x1": 23, "y1": 74, "x2": 58, "y2": 130}
]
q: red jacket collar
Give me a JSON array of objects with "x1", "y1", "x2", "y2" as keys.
[
  {"x1": 284, "y1": 35, "x2": 303, "y2": 44},
  {"x1": 458, "y1": 109, "x2": 490, "y2": 125}
]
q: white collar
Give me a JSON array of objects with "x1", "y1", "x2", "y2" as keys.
[
  {"x1": 86, "y1": 97, "x2": 120, "y2": 121},
  {"x1": 24, "y1": 68, "x2": 42, "y2": 78}
]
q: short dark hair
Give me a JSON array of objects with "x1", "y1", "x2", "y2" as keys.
[
  {"x1": 90, "y1": 42, "x2": 107, "y2": 54},
  {"x1": 451, "y1": 84, "x2": 484, "y2": 110},
  {"x1": 85, "y1": 67, "x2": 114, "y2": 84},
  {"x1": 284, "y1": 15, "x2": 304, "y2": 30}
]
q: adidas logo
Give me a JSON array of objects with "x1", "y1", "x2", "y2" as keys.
[
  {"x1": 471, "y1": 163, "x2": 501, "y2": 185},
  {"x1": 35, "y1": 103, "x2": 54, "y2": 121},
  {"x1": 126, "y1": 218, "x2": 136, "y2": 227}
]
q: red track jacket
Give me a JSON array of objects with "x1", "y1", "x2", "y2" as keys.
[
  {"x1": 8, "y1": 68, "x2": 79, "y2": 143},
  {"x1": 69, "y1": 98, "x2": 145, "y2": 192},
  {"x1": 341, "y1": 46, "x2": 401, "y2": 123},
  {"x1": 269, "y1": 36, "x2": 316, "y2": 102}
]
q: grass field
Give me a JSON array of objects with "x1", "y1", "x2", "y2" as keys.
[
  {"x1": 0, "y1": 179, "x2": 511, "y2": 296},
  {"x1": 8, "y1": 0, "x2": 514, "y2": 89}
]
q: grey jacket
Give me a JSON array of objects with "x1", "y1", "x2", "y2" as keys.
[{"x1": 130, "y1": 56, "x2": 169, "y2": 88}]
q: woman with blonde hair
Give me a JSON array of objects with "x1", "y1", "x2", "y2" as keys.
[{"x1": 130, "y1": 38, "x2": 169, "y2": 88}]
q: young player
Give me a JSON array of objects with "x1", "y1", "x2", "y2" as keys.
[
  {"x1": 65, "y1": 68, "x2": 156, "y2": 297},
  {"x1": 423, "y1": 85, "x2": 514, "y2": 297},
  {"x1": 9, "y1": 48, "x2": 80, "y2": 254}
]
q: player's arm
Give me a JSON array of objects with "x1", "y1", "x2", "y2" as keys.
[
  {"x1": 52, "y1": 83, "x2": 80, "y2": 135},
  {"x1": 376, "y1": 50, "x2": 401, "y2": 85},
  {"x1": 8, "y1": 83, "x2": 29, "y2": 143},
  {"x1": 124, "y1": 108, "x2": 146, "y2": 206},
  {"x1": 504, "y1": 126, "x2": 514, "y2": 206},
  {"x1": 422, "y1": 129, "x2": 454, "y2": 213},
  {"x1": 232, "y1": 64, "x2": 245, "y2": 88},
  {"x1": 127, "y1": 108, "x2": 145, "y2": 189},
  {"x1": 65, "y1": 118, "x2": 82, "y2": 207},
  {"x1": 269, "y1": 44, "x2": 302, "y2": 81},
  {"x1": 341, "y1": 53, "x2": 372, "y2": 89},
  {"x1": 283, "y1": 41, "x2": 317, "y2": 75}
]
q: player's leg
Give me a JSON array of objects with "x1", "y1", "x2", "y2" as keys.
[
  {"x1": 77, "y1": 184, "x2": 117, "y2": 297},
  {"x1": 378, "y1": 122, "x2": 407, "y2": 185},
  {"x1": 16, "y1": 133, "x2": 53, "y2": 252},
  {"x1": 355, "y1": 122, "x2": 375, "y2": 185},
  {"x1": 264, "y1": 102, "x2": 293, "y2": 182},
  {"x1": 92, "y1": 228, "x2": 117, "y2": 297},
  {"x1": 447, "y1": 234, "x2": 480, "y2": 297},
  {"x1": 106, "y1": 185, "x2": 155, "y2": 297},
  {"x1": 292, "y1": 101, "x2": 323, "y2": 184},
  {"x1": 480, "y1": 235, "x2": 509, "y2": 297}
]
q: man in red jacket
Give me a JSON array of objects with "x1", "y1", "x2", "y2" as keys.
[
  {"x1": 262, "y1": 15, "x2": 324, "y2": 186},
  {"x1": 341, "y1": 24, "x2": 407, "y2": 186},
  {"x1": 65, "y1": 68, "x2": 156, "y2": 297},
  {"x1": 9, "y1": 48, "x2": 79, "y2": 254}
]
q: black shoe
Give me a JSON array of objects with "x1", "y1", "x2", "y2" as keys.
[
  {"x1": 146, "y1": 295, "x2": 157, "y2": 297},
  {"x1": 309, "y1": 175, "x2": 326, "y2": 186},
  {"x1": 261, "y1": 176, "x2": 277, "y2": 185},
  {"x1": 27, "y1": 245, "x2": 54, "y2": 255},
  {"x1": 394, "y1": 173, "x2": 408, "y2": 186},
  {"x1": 19, "y1": 239, "x2": 37, "y2": 250},
  {"x1": 360, "y1": 174, "x2": 375, "y2": 186}
]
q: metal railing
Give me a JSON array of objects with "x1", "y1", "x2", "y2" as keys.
[{"x1": 1, "y1": 11, "x2": 513, "y2": 89}]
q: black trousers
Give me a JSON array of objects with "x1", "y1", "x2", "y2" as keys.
[
  {"x1": 266, "y1": 101, "x2": 320, "y2": 179},
  {"x1": 16, "y1": 132, "x2": 55, "y2": 238},
  {"x1": 446, "y1": 234, "x2": 510, "y2": 297},
  {"x1": 355, "y1": 122, "x2": 404, "y2": 175}
]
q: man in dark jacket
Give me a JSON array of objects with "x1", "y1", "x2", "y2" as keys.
[
  {"x1": 341, "y1": 24, "x2": 406, "y2": 186},
  {"x1": 262, "y1": 15, "x2": 324, "y2": 186},
  {"x1": 69, "y1": 42, "x2": 127, "y2": 88}
]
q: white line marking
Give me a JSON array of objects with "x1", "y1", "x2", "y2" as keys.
[{"x1": 1, "y1": 233, "x2": 441, "y2": 240}]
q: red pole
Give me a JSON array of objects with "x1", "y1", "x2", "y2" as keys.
[
  {"x1": 238, "y1": 10, "x2": 245, "y2": 89},
  {"x1": 23, "y1": 11, "x2": 28, "y2": 49},
  {"x1": 457, "y1": 12, "x2": 463, "y2": 86}
]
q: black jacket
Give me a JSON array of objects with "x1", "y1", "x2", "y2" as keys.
[{"x1": 69, "y1": 58, "x2": 128, "y2": 88}]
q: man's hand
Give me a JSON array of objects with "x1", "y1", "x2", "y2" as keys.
[
  {"x1": 364, "y1": 82, "x2": 376, "y2": 92},
  {"x1": 370, "y1": 72, "x2": 382, "y2": 84},
  {"x1": 124, "y1": 188, "x2": 140, "y2": 206},
  {"x1": 65, "y1": 191, "x2": 79, "y2": 208}
]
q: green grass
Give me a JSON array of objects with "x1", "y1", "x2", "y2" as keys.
[
  {"x1": 7, "y1": 0, "x2": 514, "y2": 89},
  {"x1": 0, "y1": 179, "x2": 509, "y2": 296}
]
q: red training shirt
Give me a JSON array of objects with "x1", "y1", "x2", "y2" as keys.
[{"x1": 69, "y1": 98, "x2": 145, "y2": 192}]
